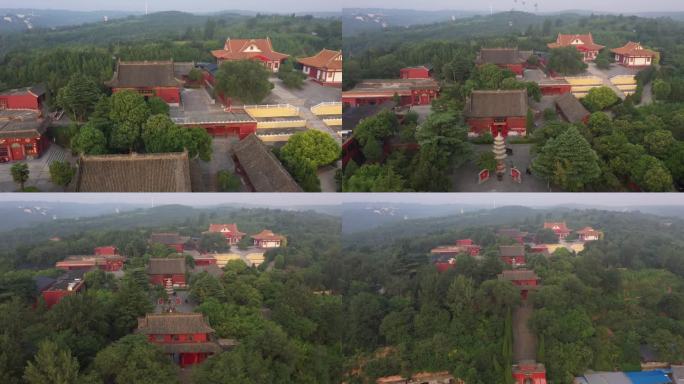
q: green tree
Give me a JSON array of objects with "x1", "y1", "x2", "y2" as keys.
[
  {"x1": 23, "y1": 340, "x2": 79, "y2": 384},
  {"x1": 362, "y1": 137, "x2": 383, "y2": 163},
  {"x1": 277, "y1": 60, "x2": 306, "y2": 89},
  {"x1": 72, "y1": 123, "x2": 108, "y2": 155},
  {"x1": 109, "y1": 91, "x2": 151, "y2": 152},
  {"x1": 631, "y1": 155, "x2": 673, "y2": 192},
  {"x1": 582, "y1": 87, "x2": 619, "y2": 112},
  {"x1": 49, "y1": 161, "x2": 75, "y2": 191},
  {"x1": 643, "y1": 129, "x2": 675, "y2": 159},
  {"x1": 200, "y1": 232, "x2": 230, "y2": 253},
  {"x1": 217, "y1": 170, "x2": 241, "y2": 192},
  {"x1": 653, "y1": 79, "x2": 672, "y2": 101},
  {"x1": 10, "y1": 163, "x2": 29, "y2": 191},
  {"x1": 93, "y1": 335, "x2": 178, "y2": 384},
  {"x1": 56, "y1": 74, "x2": 103, "y2": 122},
  {"x1": 548, "y1": 47, "x2": 588, "y2": 75},
  {"x1": 477, "y1": 151, "x2": 497, "y2": 172},
  {"x1": 215, "y1": 60, "x2": 273, "y2": 104},
  {"x1": 532, "y1": 126, "x2": 601, "y2": 191},
  {"x1": 187, "y1": 68, "x2": 204, "y2": 83},
  {"x1": 147, "y1": 97, "x2": 169, "y2": 116},
  {"x1": 587, "y1": 112, "x2": 612, "y2": 137},
  {"x1": 281, "y1": 130, "x2": 340, "y2": 167}
]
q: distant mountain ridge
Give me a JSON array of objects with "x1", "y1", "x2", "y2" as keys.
[{"x1": 0, "y1": 8, "x2": 135, "y2": 33}]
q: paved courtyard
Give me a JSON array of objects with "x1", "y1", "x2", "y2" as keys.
[
  {"x1": 196, "y1": 136, "x2": 246, "y2": 192},
  {"x1": 0, "y1": 144, "x2": 74, "y2": 192},
  {"x1": 452, "y1": 143, "x2": 551, "y2": 192},
  {"x1": 265, "y1": 77, "x2": 340, "y2": 108},
  {"x1": 513, "y1": 301, "x2": 537, "y2": 362}
]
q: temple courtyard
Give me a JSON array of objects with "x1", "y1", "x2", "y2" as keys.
[
  {"x1": 0, "y1": 144, "x2": 74, "y2": 192},
  {"x1": 451, "y1": 143, "x2": 553, "y2": 192}
]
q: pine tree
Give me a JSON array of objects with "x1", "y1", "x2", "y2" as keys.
[
  {"x1": 23, "y1": 340, "x2": 79, "y2": 384},
  {"x1": 532, "y1": 126, "x2": 601, "y2": 191}
]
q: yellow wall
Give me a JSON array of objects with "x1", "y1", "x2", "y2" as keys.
[
  {"x1": 311, "y1": 102, "x2": 342, "y2": 116},
  {"x1": 245, "y1": 104, "x2": 300, "y2": 118},
  {"x1": 322, "y1": 118, "x2": 342, "y2": 126},
  {"x1": 214, "y1": 253, "x2": 244, "y2": 268},
  {"x1": 546, "y1": 243, "x2": 585, "y2": 254},
  {"x1": 256, "y1": 120, "x2": 307, "y2": 129},
  {"x1": 258, "y1": 134, "x2": 292, "y2": 142}
]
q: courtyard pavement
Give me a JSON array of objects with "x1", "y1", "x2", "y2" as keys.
[
  {"x1": 152, "y1": 290, "x2": 197, "y2": 314},
  {"x1": 0, "y1": 144, "x2": 74, "y2": 192},
  {"x1": 197, "y1": 136, "x2": 246, "y2": 192},
  {"x1": 452, "y1": 143, "x2": 551, "y2": 192}
]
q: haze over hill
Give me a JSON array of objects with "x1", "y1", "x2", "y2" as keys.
[{"x1": 342, "y1": 7, "x2": 684, "y2": 36}]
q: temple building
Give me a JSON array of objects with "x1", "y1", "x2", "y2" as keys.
[
  {"x1": 0, "y1": 85, "x2": 45, "y2": 110},
  {"x1": 543, "y1": 222, "x2": 571, "y2": 241},
  {"x1": 342, "y1": 78, "x2": 440, "y2": 107},
  {"x1": 73, "y1": 152, "x2": 192, "y2": 192},
  {"x1": 211, "y1": 37, "x2": 289, "y2": 73},
  {"x1": 105, "y1": 61, "x2": 183, "y2": 105},
  {"x1": 231, "y1": 134, "x2": 303, "y2": 192},
  {"x1": 55, "y1": 254, "x2": 125, "y2": 272},
  {"x1": 499, "y1": 245, "x2": 526, "y2": 266},
  {"x1": 171, "y1": 109, "x2": 257, "y2": 139},
  {"x1": 464, "y1": 90, "x2": 528, "y2": 137},
  {"x1": 251, "y1": 230, "x2": 285, "y2": 248},
  {"x1": 611, "y1": 42, "x2": 657, "y2": 67},
  {"x1": 149, "y1": 232, "x2": 191, "y2": 253},
  {"x1": 498, "y1": 270, "x2": 540, "y2": 300},
  {"x1": 512, "y1": 361, "x2": 547, "y2": 384},
  {"x1": 147, "y1": 258, "x2": 187, "y2": 287},
  {"x1": 40, "y1": 270, "x2": 85, "y2": 309},
  {"x1": 498, "y1": 228, "x2": 528, "y2": 244},
  {"x1": 0, "y1": 109, "x2": 50, "y2": 161},
  {"x1": 298, "y1": 49, "x2": 342, "y2": 86},
  {"x1": 555, "y1": 93, "x2": 590, "y2": 124},
  {"x1": 475, "y1": 48, "x2": 531, "y2": 76},
  {"x1": 431, "y1": 239, "x2": 481, "y2": 259},
  {"x1": 206, "y1": 224, "x2": 245, "y2": 245},
  {"x1": 576, "y1": 227, "x2": 602, "y2": 242},
  {"x1": 399, "y1": 65, "x2": 432, "y2": 79},
  {"x1": 136, "y1": 312, "x2": 222, "y2": 367},
  {"x1": 547, "y1": 33, "x2": 604, "y2": 62}
]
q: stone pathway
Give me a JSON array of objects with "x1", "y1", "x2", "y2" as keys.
[
  {"x1": 513, "y1": 301, "x2": 537, "y2": 362},
  {"x1": 586, "y1": 63, "x2": 626, "y2": 100}
]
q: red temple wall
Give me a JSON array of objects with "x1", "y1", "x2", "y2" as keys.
[
  {"x1": 513, "y1": 372, "x2": 547, "y2": 384},
  {"x1": 541, "y1": 84, "x2": 572, "y2": 96},
  {"x1": 149, "y1": 274, "x2": 186, "y2": 286},
  {"x1": 512, "y1": 279, "x2": 539, "y2": 287},
  {"x1": 504, "y1": 63, "x2": 525, "y2": 76},
  {"x1": 180, "y1": 353, "x2": 210, "y2": 367},
  {"x1": 42, "y1": 290, "x2": 76, "y2": 309},
  {"x1": 196, "y1": 122, "x2": 256, "y2": 139},
  {"x1": 467, "y1": 116, "x2": 527, "y2": 137},
  {"x1": 400, "y1": 67, "x2": 431, "y2": 79},
  {"x1": 0, "y1": 135, "x2": 48, "y2": 162},
  {"x1": 194, "y1": 258, "x2": 217, "y2": 266},
  {"x1": 149, "y1": 333, "x2": 208, "y2": 343},
  {"x1": 501, "y1": 256, "x2": 526, "y2": 265},
  {"x1": 0, "y1": 94, "x2": 40, "y2": 110},
  {"x1": 112, "y1": 87, "x2": 180, "y2": 104}
]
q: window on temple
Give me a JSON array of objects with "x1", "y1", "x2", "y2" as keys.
[
  {"x1": 172, "y1": 335, "x2": 180, "y2": 341},
  {"x1": 24, "y1": 144, "x2": 34, "y2": 153},
  {"x1": 0, "y1": 147, "x2": 8, "y2": 157}
]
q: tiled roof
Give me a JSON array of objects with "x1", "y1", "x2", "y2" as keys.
[
  {"x1": 298, "y1": 49, "x2": 342, "y2": 70},
  {"x1": 610, "y1": 41, "x2": 657, "y2": 57},
  {"x1": 212, "y1": 37, "x2": 289, "y2": 61},
  {"x1": 232, "y1": 134, "x2": 302, "y2": 192},
  {"x1": 105, "y1": 61, "x2": 183, "y2": 88},
  {"x1": 75, "y1": 152, "x2": 192, "y2": 192},
  {"x1": 465, "y1": 89, "x2": 528, "y2": 118},
  {"x1": 147, "y1": 258, "x2": 186, "y2": 275},
  {"x1": 499, "y1": 245, "x2": 525, "y2": 257},
  {"x1": 136, "y1": 312, "x2": 214, "y2": 334},
  {"x1": 555, "y1": 93, "x2": 590, "y2": 124},
  {"x1": 548, "y1": 33, "x2": 605, "y2": 51}
]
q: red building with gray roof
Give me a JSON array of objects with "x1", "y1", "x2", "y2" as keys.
[
  {"x1": 548, "y1": 33, "x2": 604, "y2": 62},
  {"x1": 342, "y1": 78, "x2": 440, "y2": 107},
  {"x1": 105, "y1": 61, "x2": 183, "y2": 105},
  {"x1": 464, "y1": 89, "x2": 528, "y2": 137}
]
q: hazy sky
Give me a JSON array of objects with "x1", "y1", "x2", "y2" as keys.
[
  {"x1": 0, "y1": 0, "x2": 338, "y2": 13},
  {"x1": 2, "y1": 193, "x2": 683, "y2": 208},
  {"x1": 343, "y1": 0, "x2": 684, "y2": 12}
]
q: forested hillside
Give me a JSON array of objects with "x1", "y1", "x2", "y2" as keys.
[
  {"x1": 340, "y1": 208, "x2": 684, "y2": 383},
  {"x1": 0, "y1": 206, "x2": 343, "y2": 383}
]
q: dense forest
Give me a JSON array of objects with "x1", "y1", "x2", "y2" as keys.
[
  {"x1": 342, "y1": 12, "x2": 684, "y2": 191},
  {"x1": 340, "y1": 207, "x2": 684, "y2": 383}
]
